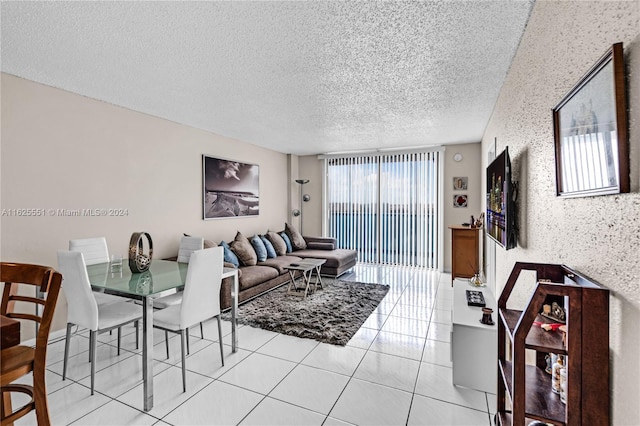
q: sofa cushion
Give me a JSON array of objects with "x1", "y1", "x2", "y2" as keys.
[
  {"x1": 238, "y1": 265, "x2": 279, "y2": 291},
  {"x1": 280, "y1": 232, "x2": 293, "y2": 253},
  {"x1": 266, "y1": 231, "x2": 287, "y2": 256},
  {"x1": 230, "y1": 232, "x2": 257, "y2": 266},
  {"x1": 219, "y1": 241, "x2": 240, "y2": 268},
  {"x1": 291, "y1": 248, "x2": 357, "y2": 270},
  {"x1": 258, "y1": 255, "x2": 303, "y2": 274},
  {"x1": 260, "y1": 235, "x2": 277, "y2": 258},
  {"x1": 250, "y1": 235, "x2": 268, "y2": 262},
  {"x1": 307, "y1": 241, "x2": 335, "y2": 250},
  {"x1": 285, "y1": 222, "x2": 307, "y2": 250}
]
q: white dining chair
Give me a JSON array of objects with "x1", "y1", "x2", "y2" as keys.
[
  {"x1": 69, "y1": 237, "x2": 124, "y2": 306},
  {"x1": 57, "y1": 250, "x2": 143, "y2": 395},
  {"x1": 152, "y1": 247, "x2": 225, "y2": 392}
]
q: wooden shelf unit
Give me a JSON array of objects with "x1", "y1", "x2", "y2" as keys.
[
  {"x1": 449, "y1": 225, "x2": 481, "y2": 283},
  {"x1": 496, "y1": 262, "x2": 609, "y2": 426}
]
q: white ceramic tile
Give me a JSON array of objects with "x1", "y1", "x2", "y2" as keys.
[
  {"x1": 369, "y1": 331, "x2": 426, "y2": 361},
  {"x1": 302, "y1": 343, "x2": 367, "y2": 376},
  {"x1": 77, "y1": 354, "x2": 171, "y2": 398},
  {"x1": 329, "y1": 378, "x2": 413, "y2": 425},
  {"x1": 344, "y1": 326, "x2": 378, "y2": 350},
  {"x1": 414, "y1": 362, "x2": 488, "y2": 411},
  {"x1": 322, "y1": 417, "x2": 356, "y2": 426},
  {"x1": 188, "y1": 317, "x2": 235, "y2": 339},
  {"x1": 46, "y1": 333, "x2": 89, "y2": 364},
  {"x1": 117, "y1": 364, "x2": 214, "y2": 417},
  {"x1": 389, "y1": 303, "x2": 432, "y2": 321},
  {"x1": 70, "y1": 399, "x2": 158, "y2": 425},
  {"x1": 152, "y1": 332, "x2": 214, "y2": 365},
  {"x1": 433, "y1": 298, "x2": 453, "y2": 311},
  {"x1": 408, "y1": 394, "x2": 490, "y2": 425},
  {"x1": 270, "y1": 364, "x2": 349, "y2": 414},
  {"x1": 421, "y1": 339, "x2": 452, "y2": 367},
  {"x1": 235, "y1": 325, "x2": 279, "y2": 351},
  {"x1": 14, "y1": 382, "x2": 111, "y2": 426},
  {"x1": 48, "y1": 341, "x2": 137, "y2": 381},
  {"x1": 162, "y1": 380, "x2": 263, "y2": 425},
  {"x1": 426, "y1": 322, "x2": 451, "y2": 343},
  {"x1": 15, "y1": 369, "x2": 72, "y2": 394},
  {"x1": 430, "y1": 308, "x2": 453, "y2": 325},
  {"x1": 353, "y1": 351, "x2": 420, "y2": 392},
  {"x1": 256, "y1": 333, "x2": 319, "y2": 362},
  {"x1": 361, "y1": 312, "x2": 387, "y2": 330},
  {"x1": 186, "y1": 343, "x2": 252, "y2": 379},
  {"x1": 219, "y1": 352, "x2": 296, "y2": 395},
  {"x1": 381, "y1": 315, "x2": 430, "y2": 338},
  {"x1": 240, "y1": 396, "x2": 325, "y2": 425},
  {"x1": 487, "y1": 392, "x2": 497, "y2": 414}
]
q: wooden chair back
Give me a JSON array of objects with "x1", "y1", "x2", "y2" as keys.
[{"x1": 1, "y1": 262, "x2": 63, "y2": 426}]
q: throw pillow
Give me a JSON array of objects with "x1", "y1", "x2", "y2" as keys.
[
  {"x1": 250, "y1": 235, "x2": 268, "y2": 262},
  {"x1": 260, "y1": 235, "x2": 277, "y2": 258},
  {"x1": 219, "y1": 241, "x2": 240, "y2": 268},
  {"x1": 280, "y1": 232, "x2": 293, "y2": 253},
  {"x1": 285, "y1": 222, "x2": 307, "y2": 250},
  {"x1": 230, "y1": 232, "x2": 257, "y2": 266},
  {"x1": 265, "y1": 231, "x2": 287, "y2": 256}
]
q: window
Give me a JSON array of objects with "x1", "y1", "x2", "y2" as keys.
[{"x1": 323, "y1": 149, "x2": 442, "y2": 268}]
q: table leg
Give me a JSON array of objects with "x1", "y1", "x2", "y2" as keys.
[
  {"x1": 231, "y1": 272, "x2": 238, "y2": 353},
  {"x1": 142, "y1": 297, "x2": 154, "y2": 411}
]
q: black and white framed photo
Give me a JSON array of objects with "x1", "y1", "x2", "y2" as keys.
[{"x1": 202, "y1": 155, "x2": 259, "y2": 219}]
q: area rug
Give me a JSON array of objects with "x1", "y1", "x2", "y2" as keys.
[{"x1": 221, "y1": 278, "x2": 389, "y2": 345}]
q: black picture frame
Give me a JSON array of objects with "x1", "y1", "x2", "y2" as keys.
[
  {"x1": 552, "y1": 42, "x2": 629, "y2": 198},
  {"x1": 202, "y1": 155, "x2": 259, "y2": 219}
]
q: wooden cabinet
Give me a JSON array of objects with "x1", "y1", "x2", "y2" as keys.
[
  {"x1": 449, "y1": 226, "x2": 481, "y2": 283},
  {"x1": 496, "y1": 262, "x2": 609, "y2": 425}
]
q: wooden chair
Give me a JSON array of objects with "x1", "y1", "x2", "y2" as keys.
[{"x1": 1, "y1": 262, "x2": 63, "y2": 426}]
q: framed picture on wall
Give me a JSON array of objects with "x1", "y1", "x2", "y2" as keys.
[
  {"x1": 202, "y1": 155, "x2": 259, "y2": 219},
  {"x1": 453, "y1": 177, "x2": 468, "y2": 190},
  {"x1": 453, "y1": 194, "x2": 468, "y2": 208}
]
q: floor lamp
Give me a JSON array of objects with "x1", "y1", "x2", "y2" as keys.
[{"x1": 295, "y1": 179, "x2": 309, "y2": 233}]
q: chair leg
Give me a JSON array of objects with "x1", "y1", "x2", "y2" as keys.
[
  {"x1": 90, "y1": 331, "x2": 97, "y2": 395},
  {"x1": 200, "y1": 322, "x2": 204, "y2": 339},
  {"x1": 63, "y1": 323, "x2": 72, "y2": 380},
  {"x1": 186, "y1": 328, "x2": 190, "y2": 355},
  {"x1": 180, "y1": 330, "x2": 187, "y2": 393},
  {"x1": 33, "y1": 349, "x2": 51, "y2": 425},
  {"x1": 1, "y1": 389, "x2": 13, "y2": 424},
  {"x1": 135, "y1": 320, "x2": 139, "y2": 350},
  {"x1": 217, "y1": 316, "x2": 224, "y2": 367},
  {"x1": 165, "y1": 331, "x2": 170, "y2": 359},
  {"x1": 117, "y1": 327, "x2": 122, "y2": 356}
]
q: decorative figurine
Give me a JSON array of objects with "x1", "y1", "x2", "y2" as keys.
[{"x1": 128, "y1": 232, "x2": 153, "y2": 273}]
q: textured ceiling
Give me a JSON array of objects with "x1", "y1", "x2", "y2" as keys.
[{"x1": 1, "y1": 1, "x2": 534, "y2": 155}]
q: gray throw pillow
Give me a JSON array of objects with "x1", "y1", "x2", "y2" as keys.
[
  {"x1": 230, "y1": 232, "x2": 257, "y2": 266},
  {"x1": 285, "y1": 222, "x2": 307, "y2": 250},
  {"x1": 265, "y1": 231, "x2": 287, "y2": 256}
]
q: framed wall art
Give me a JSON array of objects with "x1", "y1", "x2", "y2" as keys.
[
  {"x1": 453, "y1": 194, "x2": 468, "y2": 208},
  {"x1": 552, "y1": 42, "x2": 629, "y2": 198},
  {"x1": 202, "y1": 155, "x2": 259, "y2": 219},
  {"x1": 453, "y1": 177, "x2": 468, "y2": 190}
]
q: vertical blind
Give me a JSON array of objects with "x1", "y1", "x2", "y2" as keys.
[{"x1": 324, "y1": 150, "x2": 441, "y2": 268}]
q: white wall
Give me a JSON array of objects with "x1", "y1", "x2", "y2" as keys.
[
  {"x1": 1, "y1": 73, "x2": 290, "y2": 332},
  {"x1": 481, "y1": 2, "x2": 640, "y2": 424}
]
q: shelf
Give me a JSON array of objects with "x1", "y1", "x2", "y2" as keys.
[
  {"x1": 499, "y1": 308, "x2": 567, "y2": 354},
  {"x1": 497, "y1": 412, "x2": 563, "y2": 426},
  {"x1": 499, "y1": 360, "x2": 566, "y2": 424}
]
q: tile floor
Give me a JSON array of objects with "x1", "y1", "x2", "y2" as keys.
[{"x1": 14, "y1": 264, "x2": 496, "y2": 425}]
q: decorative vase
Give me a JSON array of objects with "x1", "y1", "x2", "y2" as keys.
[
  {"x1": 469, "y1": 273, "x2": 484, "y2": 287},
  {"x1": 128, "y1": 232, "x2": 153, "y2": 273}
]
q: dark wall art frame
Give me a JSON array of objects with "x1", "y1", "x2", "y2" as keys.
[
  {"x1": 202, "y1": 155, "x2": 259, "y2": 219},
  {"x1": 552, "y1": 42, "x2": 629, "y2": 198}
]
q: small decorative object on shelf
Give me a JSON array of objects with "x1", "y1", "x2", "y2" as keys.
[
  {"x1": 128, "y1": 232, "x2": 153, "y2": 273},
  {"x1": 469, "y1": 273, "x2": 484, "y2": 287},
  {"x1": 552, "y1": 354, "x2": 564, "y2": 394},
  {"x1": 480, "y1": 307, "x2": 494, "y2": 325}
]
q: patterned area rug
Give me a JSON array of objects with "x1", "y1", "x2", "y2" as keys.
[{"x1": 222, "y1": 278, "x2": 390, "y2": 345}]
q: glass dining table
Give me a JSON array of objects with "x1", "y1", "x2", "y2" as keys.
[{"x1": 86, "y1": 259, "x2": 239, "y2": 411}]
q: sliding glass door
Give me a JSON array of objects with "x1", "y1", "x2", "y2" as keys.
[{"x1": 324, "y1": 149, "x2": 442, "y2": 269}]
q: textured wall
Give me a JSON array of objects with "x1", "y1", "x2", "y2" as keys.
[{"x1": 482, "y1": 1, "x2": 639, "y2": 424}]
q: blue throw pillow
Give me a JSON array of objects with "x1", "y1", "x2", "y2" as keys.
[
  {"x1": 219, "y1": 241, "x2": 240, "y2": 268},
  {"x1": 260, "y1": 235, "x2": 277, "y2": 258},
  {"x1": 280, "y1": 232, "x2": 293, "y2": 253},
  {"x1": 250, "y1": 235, "x2": 267, "y2": 262}
]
